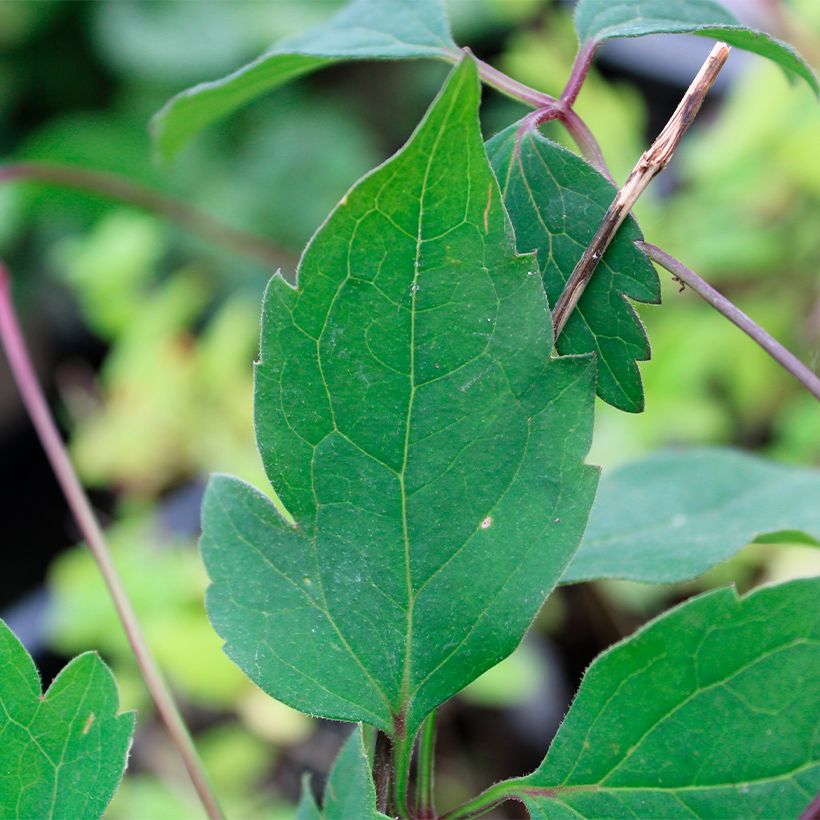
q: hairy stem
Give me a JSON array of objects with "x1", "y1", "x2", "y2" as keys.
[
  {"x1": 552, "y1": 42, "x2": 730, "y2": 339},
  {"x1": 0, "y1": 161, "x2": 289, "y2": 269},
  {"x1": 440, "y1": 779, "x2": 526, "y2": 820},
  {"x1": 469, "y1": 52, "x2": 557, "y2": 108},
  {"x1": 561, "y1": 40, "x2": 597, "y2": 107},
  {"x1": 373, "y1": 730, "x2": 392, "y2": 815},
  {"x1": 558, "y1": 107, "x2": 614, "y2": 181},
  {"x1": 392, "y1": 728, "x2": 415, "y2": 819},
  {"x1": 415, "y1": 710, "x2": 438, "y2": 819},
  {"x1": 637, "y1": 242, "x2": 820, "y2": 400},
  {"x1": 0, "y1": 262, "x2": 224, "y2": 820},
  {"x1": 459, "y1": 49, "x2": 612, "y2": 173}
]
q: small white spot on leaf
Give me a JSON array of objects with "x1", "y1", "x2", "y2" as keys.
[{"x1": 480, "y1": 516, "x2": 493, "y2": 529}]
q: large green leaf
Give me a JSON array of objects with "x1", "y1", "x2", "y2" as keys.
[
  {"x1": 511, "y1": 578, "x2": 820, "y2": 818},
  {"x1": 0, "y1": 620, "x2": 134, "y2": 819},
  {"x1": 574, "y1": 0, "x2": 818, "y2": 95},
  {"x1": 297, "y1": 725, "x2": 388, "y2": 820},
  {"x1": 200, "y1": 58, "x2": 598, "y2": 745},
  {"x1": 487, "y1": 125, "x2": 660, "y2": 412},
  {"x1": 562, "y1": 448, "x2": 820, "y2": 584},
  {"x1": 152, "y1": 0, "x2": 458, "y2": 161}
]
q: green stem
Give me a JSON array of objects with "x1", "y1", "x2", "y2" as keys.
[
  {"x1": 416, "y1": 711, "x2": 438, "y2": 818},
  {"x1": 440, "y1": 779, "x2": 526, "y2": 820},
  {"x1": 392, "y1": 727, "x2": 416, "y2": 819}
]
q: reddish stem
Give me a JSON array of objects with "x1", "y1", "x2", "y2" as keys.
[
  {"x1": 561, "y1": 40, "x2": 597, "y2": 107},
  {"x1": 0, "y1": 262, "x2": 224, "y2": 820},
  {"x1": 558, "y1": 108, "x2": 614, "y2": 181},
  {"x1": 638, "y1": 243, "x2": 820, "y2": 401}
]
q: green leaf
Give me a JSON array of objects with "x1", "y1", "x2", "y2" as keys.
[
  {"x1": 200, "y1": 58, "x2": 598, "y2": 745},
  {"x1": 562, "y1": 447, "x2": 820, "y2": 584},
  {"x1": 0, "y1": 619, "x2": 134, "y2": 819},
  {"x1": 574, "y1": 0, "x2": 818, "y2": 95},
  {"x1": 487, "y1": 125, "x2": 660, "y2": 413},
  {"x1": 151, "y1": 0, "x2": 458, "y2": 161},
  {"x1": 298, "y1": 726, "x2": 388, "y2": 819},
  {"x1": 513, "y1": 578, "x2": 820, "y2": 818},
  {"x1": 296, "y1": 777, "x2": 323, "y2": 820}
]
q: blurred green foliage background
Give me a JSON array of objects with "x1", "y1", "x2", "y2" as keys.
[{"x1": 0, "y1": 1, "x2": 818, "y2": 817}]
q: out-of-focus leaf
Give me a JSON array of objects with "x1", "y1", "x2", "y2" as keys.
[
  {"x1": 152, "y1": 0, "x2": 458, "y2": 161},
  {"x1": 511, "y1": 578, "x2": 820, "y2": 818},
  {"x1": 562, "y1": 448, "x2": 820, "y2": 584},
  {"x1": 200, "y1": 59, "x2": 597, "y2": 743},
  {"x1": 0, "y1": 620, "x2": 134, "y2": 819},
  {"x1": 487, "y1": 125, "x2": 659, "y2": 412},
  {"x1": 574, "y1": 0, "x2": 818, "y2": 94}
]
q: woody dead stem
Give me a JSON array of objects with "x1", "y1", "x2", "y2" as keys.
[{"x1": 552, "y1": 42, "x2": 731, "y2": 339}]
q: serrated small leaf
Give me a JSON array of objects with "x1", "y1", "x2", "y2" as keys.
[
  {"x1": 562, "y1": 448, "x2": 820, "y2": 584},
  {"x1": 487, "y1": 125, "x2": 660, "y2": 412},
  {"x1": 513, "y1": 578, "x2": 820, "y2": 818},
  {"x1": 152, "y1": 0, "x2": 458, "y2": 161},
  {"x1": 574, "y1": 0, "x2": 818, "y2": 95},
  {"x1": 0, "y1": 620, "x2": 134, "y2": 819},
  {"x1": 297, "y1": 726, "x2": 388, "y2": 820},
  {"x1": 200, "y1": 59, "x2": 598, "y2": 745}
]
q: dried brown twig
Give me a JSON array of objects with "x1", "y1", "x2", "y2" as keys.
[{"x1": 552, "y1": 42, "x2": 731, "y2": 338}]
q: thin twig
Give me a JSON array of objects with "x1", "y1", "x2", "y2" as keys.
[
  {"x1": 0, "y1": 262, "x2": 224, "y2": 820},
  {"x1": 637, "y1": 242, "x2": 820, "y2": 400},
  {"x1": 560, "y1": 40, "x2": 597, "y2": 108},
  {"x1": 559, "y1": 108, "x2": 614, "y2": 182},
  {"x1": 0, "y1": 162, "x2": 290, "y2": 270},
  {"x1": 463, "y1": 49, "x2": 614, "y2": 175},
  {"x1": 469, "y1": 52, "x2": 557, "y2": 109},
  {"x1": 552, "y1": 42, "x2": 731, "y2": 339}
]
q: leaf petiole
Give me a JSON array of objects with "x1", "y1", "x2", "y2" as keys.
[{"x1": 415, "y1": 710, "x2": 438, "y2": 818}]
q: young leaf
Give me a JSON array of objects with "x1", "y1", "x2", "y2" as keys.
[
  {"x1": 487, "y1": 125, "x2": 660, "y2": 413},
  {"x1": 152, "y1": 0, "x2": 458, "y2": 161},
  {"x1": 297, "y1": 726, "x2": 389, "y2": 819},
  {"x1": 513, "y1": 578, "x2": 820, "y2": 818},
  {"x1": 562, "y1": 447, "x2": 820, "y2": 584},
  {"x1": 200, "y1": 58, "x2": 598, "y2": 745},
  {"x1": 574, "y1": 0, "x2": 818, "y2": 95},
  {"x1": 0, "y1": 619, "x2": 134, "y2": 819}
]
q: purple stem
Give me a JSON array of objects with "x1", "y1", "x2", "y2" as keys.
[
  {"x1": 561, "y1": 40, "x2": 597, "y2": 107},
  {"x1": 558, "y1": 108, "x2": 614, "y2": 181},
  {"x1": 638, "y1": 243, "x2": 820, "y2": 400},
  {"x1": 471, "y1": 54, "x2": 557, "y2": 109}
]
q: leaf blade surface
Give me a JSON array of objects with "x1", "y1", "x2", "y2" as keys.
[
  {"x1": 200, "y1": 58, "x2": 599, "y2": 743},
  {"x1": 0, "y1": 620, "x2": 134, "y2": 820},
  {"x1": 297, "y1": 725, "x2": 388, "y2": 819},
  {"x1": 152, "y1": 0, "x2": 458, "y2": 161},
  {"x1": 487, "y1": 125, "x2": 660, "y2": 412},
  {"x1": 515, "y1": 578, "x2": 820, "y2": 818},
  {"x1": 562, "y1": 447, "x2": 820, "y2": 584},
  {"x1": 574, "y1": 0, "x2": 818, "y2": 94}
]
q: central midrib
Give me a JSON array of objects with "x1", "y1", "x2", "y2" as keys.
[{"x1": 397, "y1": 78, "x2": 464, "y2": 727}]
